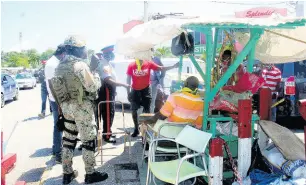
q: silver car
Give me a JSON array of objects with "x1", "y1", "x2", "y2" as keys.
[{"x1": 15, "y1": 73, "x2": 37, "y2": 89}]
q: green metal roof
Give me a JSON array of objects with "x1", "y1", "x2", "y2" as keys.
[{"x1": 183, "y1": 18, "x2": 306, "y2": 30}]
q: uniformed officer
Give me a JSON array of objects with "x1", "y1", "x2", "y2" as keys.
[
  {"x1": 92, "y1": 45, "x2": 129, "y2": 143},
  {"x1": 50, "y1": 35, "x2": 108, "y2": 184}
]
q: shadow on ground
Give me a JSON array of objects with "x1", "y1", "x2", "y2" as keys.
[
  {"x1": 43, "y1": 176, "x2": 62, "y2": 185},
  {"x1": 22, "y1": 114, "x2": 52, "y2": 122},
  {"x1": 18, "y1": 167, "x2": 45, "y2": 183},
  {"x1": 30, "y1": 148, "x2": 52, "y2": 158},
  {"x1": 3, "y1": 99, "x2": 14, "y2": 106}
]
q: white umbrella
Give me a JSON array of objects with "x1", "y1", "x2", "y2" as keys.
[
  {"x1": 115, "y1": 16, "x2": 306, "y2": 61},
  {"x1": 235, "y1": 25, "x2": 306, "y2": 64}
]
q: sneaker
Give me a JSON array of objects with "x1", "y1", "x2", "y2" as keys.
[
  {"x1": 84, "y1": 171, "x2": 108, "y2": 184},
  {"x1": 38, "y1": 113, "x2": 45, "y2": 119},
  {"x1": 63, "y1": 170, "x2": 78, "y2": 185},
  {"x1": 131, "y1": 130, "x2": 139, "y2": 137},
  {"x1": 110, "y1": 134, "x2": 116, "y2": 138}
]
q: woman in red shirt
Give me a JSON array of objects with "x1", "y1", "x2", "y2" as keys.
[{"x1": 126, "y1": 59, "x2": 179, "y2": 137}]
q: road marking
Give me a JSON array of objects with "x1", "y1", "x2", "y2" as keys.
[{"x1": 2, "y1": 121, "x2": 20, "y2": 154}]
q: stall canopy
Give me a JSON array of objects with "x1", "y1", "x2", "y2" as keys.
[{"x1": 115, "y1": 16, "x2": 306, "y2": 63}]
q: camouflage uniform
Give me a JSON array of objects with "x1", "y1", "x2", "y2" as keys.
[{"x1": 52, "y1": 36, "x2": 101, "y2": 175}]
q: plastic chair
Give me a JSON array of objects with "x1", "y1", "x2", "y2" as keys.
[
  {"x1": 141, "y1": 120, "x2": 191, "y2": 166},
  {"x1": 146, "y1": 125, "x2": 212, "y2": 185},
  {"x1": 97, "y1": 101, "x2": 131, "y2": 165}
]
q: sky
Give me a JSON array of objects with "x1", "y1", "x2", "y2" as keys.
[{"x1": 1, "y1": 1, "x2": 305, "y2": 54}]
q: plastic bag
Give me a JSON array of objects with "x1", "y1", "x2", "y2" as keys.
[
  {"x1": 219, "y1": 90, "x2": 252, "y2": 107},
  {"x1": 210, "y1": 91, "x2": 251, "y2": 116},
  {"x1": 210, "y1": 95, "x2": 238, "y2": 113},
  {"x1": 262, "y1": 143, "x2": 306, "y2": 178},
  {"x1": 223, "y1": 72, "x2": 265, "y2": 94},
  {"x1": 250, "y1": 169, "x2": 306, "y2": 185},
  {"x1": 216, "y1": 122, "x2": 238, "y2": 136}
]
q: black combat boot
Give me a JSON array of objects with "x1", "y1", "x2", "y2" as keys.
[
  {"x1": 63, "y1": 170, "x2": 78, "y2": 185},
  {"x1": 84, "y1": 171, "x2": 108, "y2": 184}
]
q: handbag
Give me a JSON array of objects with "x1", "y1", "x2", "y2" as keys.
[{"x1": 171, "y1": 31, "x2": 194, "y2": 56}]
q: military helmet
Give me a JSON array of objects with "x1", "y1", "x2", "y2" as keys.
[{"x1": 64, "y1": 35, "x2": 86, "y2": 47}]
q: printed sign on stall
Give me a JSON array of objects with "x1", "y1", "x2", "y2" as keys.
[{"x1": 284, "y1": 76, "x2": 296, "y2": 95}]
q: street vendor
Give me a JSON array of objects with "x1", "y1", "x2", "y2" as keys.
[
  {"x1": 212, "y1": 50, "x2": 245, "y2": 87},
  {"x1": 221, "y1": 50, "x2": 245, "y2": 85},
  {"x1": 126, "y1": 56, "x2": 179, "y2": 137},
  {"x1": 147, "y1": 76, "x2": 204, "y2": 129}
]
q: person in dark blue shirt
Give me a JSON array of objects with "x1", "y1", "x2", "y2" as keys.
[
  {"x1": 150, "y1": 56, "x2": 165, "y2": 113},
  {"x1": 38, "y1": 60, "x2": 51, "y2": 118}
]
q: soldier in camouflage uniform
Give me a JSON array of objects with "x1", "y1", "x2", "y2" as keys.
[{"x1": 51, "y1": 35, "x2": 108, "y2": 184}]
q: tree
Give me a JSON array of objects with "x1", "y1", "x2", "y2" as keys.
[
  {"x1": 2, "y1": 52, "x2": 29, "y2": 68},
  {"x1": 40, "y1": 49, "x2": 55, "y2": 61},
  {"x1": 154, "y1": 47, "x2": 172, "y2": 58},
  {"x1": 25, "y1": 49, "x2": 40, "y2": 68}
]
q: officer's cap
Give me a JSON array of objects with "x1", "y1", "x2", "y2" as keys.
[{"x1": 101, "y1": 45, "x2": 114, "y2": 54}]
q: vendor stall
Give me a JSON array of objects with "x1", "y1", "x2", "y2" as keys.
[{"x1": 115, "y1": 16, "x2": 306, "y2": 184}]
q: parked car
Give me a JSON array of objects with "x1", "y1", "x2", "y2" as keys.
[
  {"x1": 15, "y1": 73, "x2": 37, "y2": 89},
  {"x1": 1, "y1": 74, "x2": 19, "y2": 108}
]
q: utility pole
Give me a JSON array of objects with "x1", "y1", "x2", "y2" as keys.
[
  {"x1": 19, "y1": 13, "x2": 25, "y2": 52},
  {"x1": 144, "y1": 1, "x2": 149, "y2": 22},
  {"x1": 19, "y1": 32, "x2": 22, "y2": 52}
]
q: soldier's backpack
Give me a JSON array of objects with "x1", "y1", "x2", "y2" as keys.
[
  {"x1": 171, "y1": 31, "x2": 194, "y2": 56},
  {"x1": 50, "y1": 76, "x2": 71, "y2": 104}
]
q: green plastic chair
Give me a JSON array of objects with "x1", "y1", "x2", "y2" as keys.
[
  {"x1": 141, "y1": 120, "x2": 192, "y2": 166},
  {"x1": 146, "y1": 125, "x2": 212, "y2": 185}
]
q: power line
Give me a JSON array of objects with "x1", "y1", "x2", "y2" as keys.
[{"x1": 210, "y1": 1, "x2": 287, "y2": 6}]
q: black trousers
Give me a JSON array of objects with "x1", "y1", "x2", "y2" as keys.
[
  {"x1": 97, "y1": 83, "x2": 116, "y2": 139},
  {"x1": 130, "y1": 86, "x2": 151, "y2": 130}
]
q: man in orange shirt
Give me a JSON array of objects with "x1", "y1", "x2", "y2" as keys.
[{"x1": 148, "y1": 76, "x2": 204, "y2": 129}]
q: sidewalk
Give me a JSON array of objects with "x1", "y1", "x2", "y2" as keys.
[
  {"x1": 42, "y1": 110, "x2": 153, "y2": 185},
  {"x1": 40, "y1": 109, "x2": 306, "y2": 185}
]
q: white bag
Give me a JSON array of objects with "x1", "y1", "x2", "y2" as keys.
[{"x1": 262, "y1": 143, "x2": 306, "y2": 178}]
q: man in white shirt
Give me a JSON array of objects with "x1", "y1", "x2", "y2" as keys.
[{"x1": 45, "y1": 45, "x2": 65, "y2": 163}]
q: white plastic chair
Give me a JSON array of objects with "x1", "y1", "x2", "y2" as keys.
[
  {"x1": 141, "y1": 120, "x2": 191, "y2": 166},
  {"x1": 146, "y1": 125, "x2": 212, "y2": 185}
]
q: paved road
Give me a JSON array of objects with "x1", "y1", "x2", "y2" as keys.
[{"x1": 1, "y1": 84, "x2": 54, "y2": 185}]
